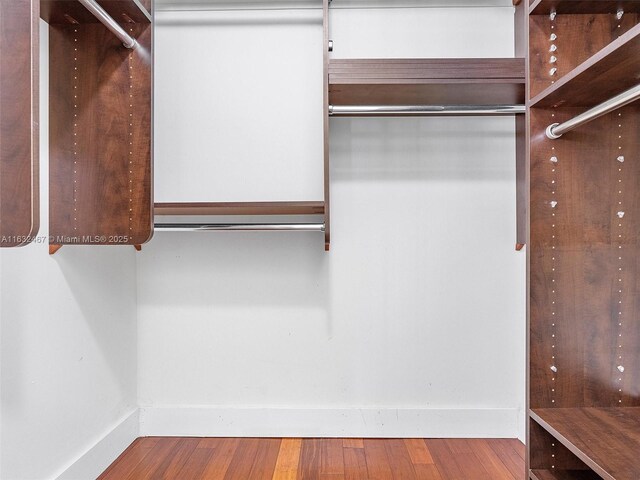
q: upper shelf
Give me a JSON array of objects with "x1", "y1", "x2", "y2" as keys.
[
  {"x1": 531, "y1": 21, "x2": 640, "y2": 107},
  {"x1": 529, "y1": 0, "x2": 640, "y2": 15},
  {"x1": 329, "y1": 58, "x2": 526, "y2": 106},
  {"x1": 530, "y1": 407, "x2": 640, "y2": 480},
  {"x1": 154, "y1": 201, "x2": 326, "y2": 216},
  {"x1": 41, "y1": 0, "x2": 151, "y2": 25}
]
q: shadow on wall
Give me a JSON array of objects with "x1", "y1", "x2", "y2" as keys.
[
  {"x1": 136, "y1": 233, "x2": 330, "y2": 309},
  {"x1": 331, "y1": 117, "x2": 517, "y2": 182}
]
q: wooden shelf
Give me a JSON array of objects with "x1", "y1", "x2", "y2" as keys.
[
  {"x1": 530, "y1": 408, "x2": 640, "y2": 480},
  {"x1": 531, "y1": 469, "x2": 602, "y2": 480},
  {"x1": 531, "y1": 21, "x2": 640, "y2": 107},
  {"x1": 154, "y1": 202, "x2": 325, "y2": 216},
  {"x1": 329, "y1": 58, "x2": 525, "y2": 106},
  {"x1": 41, "y1": 0, "x2": 151, "y2": 25},
  {"x1": 529, "y1": 0, "x2": 640, "y2": 15}
]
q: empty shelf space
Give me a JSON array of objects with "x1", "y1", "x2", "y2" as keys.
[
  {"x1": 531, "y1": 21, "x2": 640, "y2": 107},
  {"x1": 530, "y1": 407, "x2": 640, "y2": 480},
  {"x1": 529, "y1": 0, "x2": 640, "y2": 15},
  {"x1": 530, "y1": 469, "x2": 603, "y2": 480},
  {"x1": 329, "y1": 58, "x2": 525, "y2": 106},
  {"x1": 41, "y1": 0, "x2": 151, "y2": 25},
  {"x1": 154, "y1": 202, "x2": 326, "y2": 216}
]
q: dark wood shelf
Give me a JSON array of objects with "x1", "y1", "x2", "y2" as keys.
[
  {"x1": 530, "y1": 408, "x2": 640, "y2": 480},
  {"x1": 530, "y1": 469, "x2": 603, "y2": 480},
  {"x1": 530, "y1": 0, "x2": 640, "y2": 15},
  {"x1": 530, "y1": 21, "x2": 640, "y2": 107},
  {"x1": 0, "y1": 0, "x2": 39, "y2": 247},
  {"x1": 329, "y1": 58, "x2": 525, "y2": 106},
  {"x1": 154, "y1": 202, "x2": 326, "y2": 216},
  {"x1": 41, "y1": 0, "x2": 151, "y2": 25}
]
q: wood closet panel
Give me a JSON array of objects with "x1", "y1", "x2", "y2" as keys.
[
  {"x1": 49, "y1": 22, "x2": 152, "y2": 246},
  {"x1": 529, "y1": 13, "x2": 639, "y2": 100},
  {"x1": 40, "y1": 0, "x2": 151, "y2": 25},
  {"x1": 529, "y1": 105, "x2": 640, "y2": 409},
  {"x1": 0, "y1": 0, "x2": 39, "y2": 247}
]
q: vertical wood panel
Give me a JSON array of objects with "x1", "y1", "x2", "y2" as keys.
[
  {"x1": 49, "y1": 21, "x2": 152, "y2": 246},
  {"x1": 0, "y1": 0, "x2": 39, "y2": 247},
  {"x1": 322, "y1": 0, "x2": 330, "y2": 251}
]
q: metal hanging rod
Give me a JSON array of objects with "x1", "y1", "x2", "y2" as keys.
[
  {"x1": 546, "y1": 83, "x2": 640, "y2": 139},
  {"x1": 329, "y1": 105, "x2": 526, "y2": 116},
  {"x1": 154, "y1": 223, "x2": 326, "y2": 232},
  {"x1": 77, "y1": 0, "x2": 137, "y2": 49}
]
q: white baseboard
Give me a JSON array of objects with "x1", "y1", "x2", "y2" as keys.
[
  {"x1": 55, "y1": 409, "x2": 139, "y2": 480},
  {"x1": 139, "y1": 406, "x2": 519, "y2": 439}
]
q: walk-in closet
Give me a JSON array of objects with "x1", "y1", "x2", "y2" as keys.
[{"x1": 0, "y1": 0, "x2": 638, "y2": 479}]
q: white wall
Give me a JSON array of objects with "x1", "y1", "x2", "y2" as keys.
[
  {"x1": 0, "y1": 21, "x2": 139, "y2": 480},
  {"x1": 154, "y1": 9, "x2": 324, "y2": 202},
  {"x1": 138, "y1": 5, "x2": 526, "y2": 439}
]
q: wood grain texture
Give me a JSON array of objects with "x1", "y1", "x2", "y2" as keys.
[
  {"x1": 342, "y1": 439, "x2": 364, "y2": 449},
  {"x1": 101, "y1": 438, "x2": 525, "y2": 480},
  {"x1": 528, "y1": 417, "x2": 591, "y2": 474},
  {"x1": 98, "y1": 437, "x2": 159, "y2": 480},
  {"x1": 49, "y1": 21, "x2": 152, "y2": 245},
  {"x1": 154, "y1": 202, "x2": 325, "y2": 216},
  {"x1": 531, "y1": 408, "x2": 640, "y2": 480},
  {"x1": 41, "y1": 0, "x2": 151, "y2": 25},
  {"x1": 273, "y1": 439, "x2": 302, "y2": 480},
  {"x1": 532, "y1": 20, "x2": 640, "y2": 107},
  {"x1": 197, "y1": 437, "x2": 239, "y2": 479},
  {"x1": 528, "y1": 3, "x2": 640, "y2": 477},
  {"x1": 530, "y1": 469, "x2": 602, "y2": 480},
  {"x1": 0, "y1": 0, "x2": 39, "y2": 248},
  {"x1": 529, "y1": 105, "x2": 640, "y2": 410},
  {"x1": 530, "y1": 1, "x2": 640, "y2": 15},
  {"x1": 528, "y1": 13, "x2": 638, "y2": 101},
  {"x1": 330, "y1": 59, "x2": 526, "y2": 107}
]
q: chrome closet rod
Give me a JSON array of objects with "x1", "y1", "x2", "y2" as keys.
[
  {"x1": 546, "y1": 83, "x2": 640, "y2": 139},
  {"x1": 77, "y1": 0, "x2": 137, "y2": 49},
  {"x1": 154, "y1": 223, "x2": 326, "y2": 232},
  {"x1": 329, "y1": 105, "x2": 526, "y2": 116}
]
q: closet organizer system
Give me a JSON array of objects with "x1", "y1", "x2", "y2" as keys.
[
  {"x1": 525, "y1": 0, "x2": 640, "y2": 479},
  {"x1": 2, "y1": 0, "x2": 639, "y2": 477},
  {"x1": 0, "y1": 0, "x2": 152, "y2": 254},
  {"x1": 0, "y1": 0, "x2": 528, "y2": 252}
]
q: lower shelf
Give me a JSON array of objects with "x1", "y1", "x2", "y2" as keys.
[
  {"x1": 531, "y1": 469, "x2": 602, "y2": 480},
  {"x1": 530, "y1": 407, "x2": 640, "y2": 480}
]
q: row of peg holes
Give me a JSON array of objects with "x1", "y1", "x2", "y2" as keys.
[
  {"x1": 73, "y1": 29, "x2": 79, "y2": 232},
  {"x1": 548, "y1": 8, "x2": 626, "y2": 81},
  {"x1": 128, "y1": 26, "x2": 135, "y2": 237},
  {"x1": 546, "y1": 10, "x2": 628, "y2": 469}
]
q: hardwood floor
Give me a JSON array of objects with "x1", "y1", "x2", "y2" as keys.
[{"x1": 98, "y1": 438, "x2": 525, "y2": 479}]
